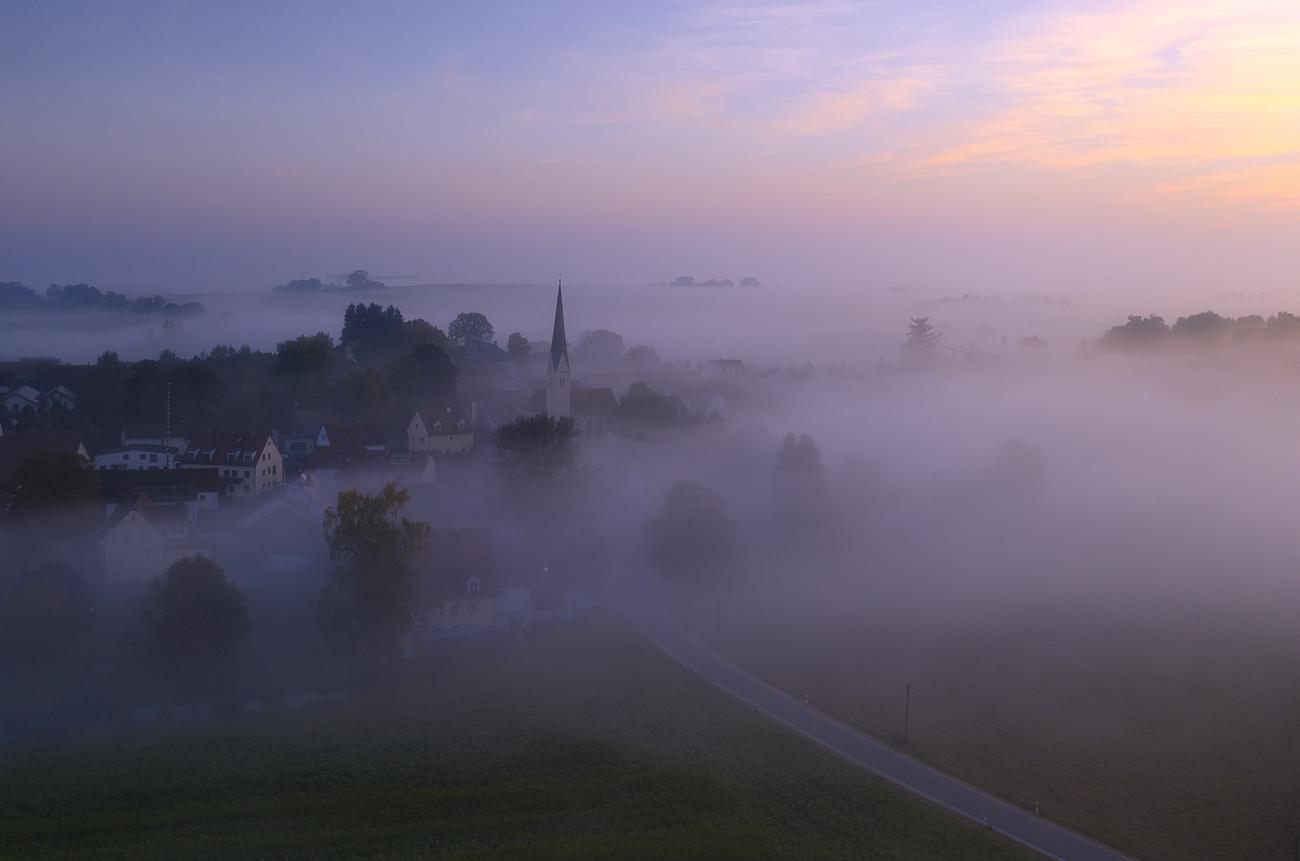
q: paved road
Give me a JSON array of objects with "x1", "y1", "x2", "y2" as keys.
[{"x1": 613, "y1": 571, "x2": 1134, "y2": 861}]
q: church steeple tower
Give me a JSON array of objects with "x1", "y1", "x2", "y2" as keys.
[{"x1": 545, "y1": 280, "x2": 571, "y2": 417}]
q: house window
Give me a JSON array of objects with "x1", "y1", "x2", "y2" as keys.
[
  {"x1": 244, "y1": 470, "x2": 250, "y2": 477},
  {"x1": 468, "y1": 578, "x2": 479, "y2": 592},
  {"x1": 149, "y1": 453, "x2": 158, "y2": 462},
  {"x1": 468, "y1": 602, "x2": 476, "y2": 614},
  {"x1": 450, "y1": 604, "x2": 459, "y2": 615},
  {"x1": 139, "y1": 454, "x2": 146, "y2": 460},
  {"x1": 122, "y1": 454, "x2": 129, "y2": 461}
]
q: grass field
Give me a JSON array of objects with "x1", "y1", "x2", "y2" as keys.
[
  {"x1": 0, "y1": 612, "x2": 1033, "y2": 860},
  {"x1": 672, "y1": 594, "x2": 1300, "y2": 861}
]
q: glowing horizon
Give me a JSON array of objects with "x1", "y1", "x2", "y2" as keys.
[{"x1": 1, "y1": 1, "x2": 1297, "y2": 294}]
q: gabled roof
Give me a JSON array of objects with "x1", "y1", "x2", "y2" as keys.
[
  {"x1": 410, "y1": 404, "x2": 471, "y2": 433},
  {"x1": 411, "y1": 526, "x2": 500, "y2": 607},
  {"x1": 181, "y1": 431, "x2": 274, "y2": 465},
  {"x1": 95, "y1": 443, "x2": 176, "y2": 456},
  {"x1": 304, "y1": 446, "x2": 434, "y2": 474},
  {"x1": 98, "y1": 467, "x2": 222, "y2": 498},
  {"x1": 469, "y1": 340, "x2": 512, "y2": 362},
  {"x1": 122, "y1": 423, "x2": 193, "y2": 443},
  {"x1": 0, "y1": 435, "x2": 88, "y2": 472},
  {"x1": 291, "y1": 409, "x2": 341, "y2": 435},
  {"x1": 2, "y1": 385, "x2": 40, "y2": 404},
  {"x1": 316, "y1": 420, "x2": 385, "y2": 449}
]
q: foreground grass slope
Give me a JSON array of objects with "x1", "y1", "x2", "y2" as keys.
[{"x1": 0, "y1": 613, "x2": 1030, "y2": 860}]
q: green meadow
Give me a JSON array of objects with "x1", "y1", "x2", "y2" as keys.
[{"x1": 0, "y1": 613, "x2": 1030, "y2": 860}]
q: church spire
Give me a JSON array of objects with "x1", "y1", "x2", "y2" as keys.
[
  {"x1": 549, "y1": 280, "x2": 568, "y2": 371},
  {"x1": 546, "y1": 279, "x2": 571, "y2": 418}
]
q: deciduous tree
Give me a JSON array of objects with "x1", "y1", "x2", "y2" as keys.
[
  {"x1": 492, "y1": 414, "x2": 581, "y2": 502},
  {"x1": 135, "y1": 556, "x2": 251, "y2": 679},
  {"x1": 319, "y1": 483, "x2": 430, "y2": 665},
  {"x1": 448, "y1": 312, "x2": 494, "y2": 347},
  {"x1": 644, "y1": 480, "x2": 737, "y2": 582}
]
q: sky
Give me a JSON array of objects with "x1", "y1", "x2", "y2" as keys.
[{"x1": 2, "y1": 1, "x2": 1298, "y2": 299}]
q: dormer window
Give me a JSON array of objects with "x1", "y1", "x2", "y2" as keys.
[
  {"x1": 244, "y1": 451, "x2": 255, "y2": 463},
  {"x1": 227, "y1": 450, "x2": 239, "y2": 463},
  {"x1": 202, "y1": 448, "x2": 216, "y2": 461},
  {"x1": 433, "y1": 421, "x2": 442, "y2": 431},
  {"x1": 467, "y1": 578, "x2": 480, "y2": 592},
  {"x1": 457, "y1": 420, "x2": 465, "y2": 429},
  {"x1": 186, "y1": 446, "x2": 200, "y2": 459}
]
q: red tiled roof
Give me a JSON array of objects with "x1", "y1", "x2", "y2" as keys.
[
  {"x1": 181, "y1": 431, "x2": 273, "y2": 466},
  {"x1": 317, "y1": 421, "x2": 385, "y2": 448},
  {"x1": 304, "y1": 446, "x2": 433, "y2": 474},
  {"x1": 411, "y1": 527, "x2": 499, "y2": 607},
  {"x1": 0, "y1": 435, "x2": 87, "y2": 471}
]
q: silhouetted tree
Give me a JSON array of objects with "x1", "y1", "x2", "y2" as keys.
[
  {"x1": 319, "y1": 483, "x2": 430, "y2": 666},
  {"x1": 644, "y1": 480, "x2": 737, "y2": 582},
  {"x1": 772, "y1": 432, "x2": 834, "y2": 544},
  {"x1": 575, "y1": 329, "x2": 625, "y2": 365},
  {"x1": 135, "y1": 556, "x2": 251, "y2": 682},
  {"x1": 1099, "y1": 314, "x2": 1169, "y2": 349},
  {"x1": 618, "y1": 382, "x2": 682, "y2": 425},
  {"x1": 507, "y1": 332, "x2": 532, "y2": 361},
  {"x1": 386, "y1": 343, "x2": 459, "y2": 409},
  {"x1": 275, "y1": 332, "x2": 336, "y2": 380},
  {"x1": 448, "y1": 312, "x2": 494, "y2": 347},
  {"x1": 343, "y1": 366, "x2": 395, "y2": 422},
  {"x1": 341, "y1": 303, "x2": 404, "y2": 363},
  {"x1": 1171, "y1": 311, "x2": 1229, "y2": 340},
  {"x1": 0, "y1": 563, "x2": 92, "y2": 661},
  {"x1": 2, "y1": 451, "x2": 99, "y2": 516},
  {"x1": 492, "y1": 414, "x2": 581, "y2": 502},
  {"x1": 900, "y1": 317, "x2": 940, "y2": 367}
]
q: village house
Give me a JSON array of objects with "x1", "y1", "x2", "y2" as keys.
[
  {"x1": 406, "y1": 405, "x2": 474, "y2": 454},
  {"x1": 471, "y1": 389, "x2": 531, "y2": 431},
  {"x1": 410, "y1": 526, "x2": 500, "y2": 639},
  {"x1": 121, "y1": 423, "x2": 191, "y2": 455},
  {"x1": 179, "y1": 431, "x2": 283, "y2": 496},
  {"x1": 274, "y1": 409, "x2": 341, "y2": 460},
  {"x1": 316, "y1": 420, "x2": 386, "y2": 451},
  {"x1": 1, "y1": 385, "x2": 41, "y2": 416},
  {"x1": 93, "y1": 443, "x2": 181, "y2": 471},
  {"x1": 101, "y1": 496, "x2": 212, "y2": 585},
  {"x1": 300, "y1": 447, "x2": 435, "y2": 501},
  {"x1": 99, "y1": 468, "x2": 222, "y2": 522},
  {"x1": 704, "y1": 359, "x2": 747, "y2": 380}
]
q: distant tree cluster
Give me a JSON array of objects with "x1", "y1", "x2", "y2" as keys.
[
  {"x1": 570, "y1": 329, "x2": 660, "y2": 371},
  {"x1": 1099, "y1": 311, "x2": 1300, "y2": 350},
  {"x1": 0, "y1": 280, "x2": 203, "y2": 316},
  {"x1": 271, "y1": 270, "x2": 384, "y2": 294},
  {"x1": 665, "y1": 276, "x2": 759, "y2": 287}
]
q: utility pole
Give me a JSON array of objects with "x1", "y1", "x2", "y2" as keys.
[{"x1": 904, "y1": 685, "x2": 910, "y2": 746}]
